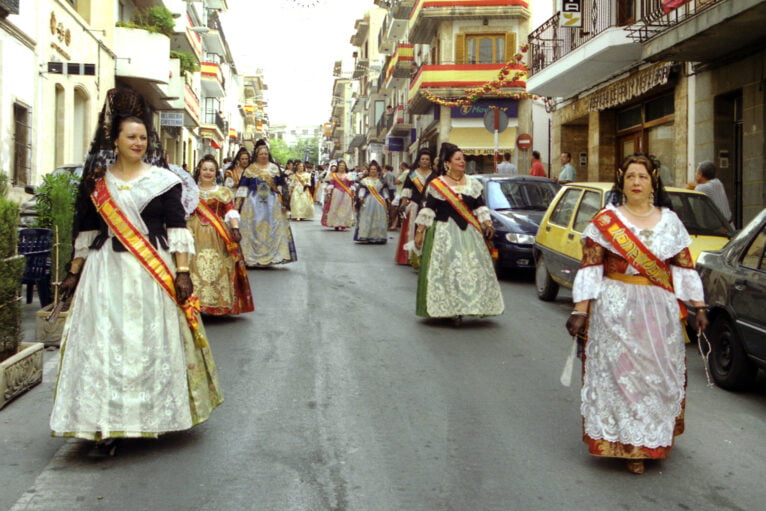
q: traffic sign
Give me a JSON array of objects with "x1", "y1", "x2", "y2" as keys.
[
  {"x1": 483, "y1": 109, "x2": 508, "y2": 133},
  {"x1": 516, "y1": 133, "x2": 533, "y2": 150}
]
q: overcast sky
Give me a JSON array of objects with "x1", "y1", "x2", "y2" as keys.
[{"x1": 221, "y1": 0, "x2": 377, "y2": 128}]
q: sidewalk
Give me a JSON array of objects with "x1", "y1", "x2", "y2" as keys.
[{"x1": 1, "y1": 296, "x2": 66, "y2": 511}]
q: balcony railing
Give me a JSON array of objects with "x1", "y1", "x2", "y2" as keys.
[
  {"x1": 528, "y1": 0, "x2": 645, "y2": 77},
  {"x1": 627, "y1": 0, "x2": 726, "y2": 42},
  {"x1": 204, "y1": 111, "x2": 226, "y2": 134}
]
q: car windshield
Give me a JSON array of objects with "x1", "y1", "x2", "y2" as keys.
[
  {"x1": 486, "y1": 180, "x2": 558, "y2": 210},
  {"x1": 604, "y1": 189, "x2": 733, "y2": 237}
]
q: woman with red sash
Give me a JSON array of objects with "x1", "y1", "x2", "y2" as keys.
[
  {"x1": 188, "y1": 155, "x2": 254, "y2": 315},
  {"x1": 51, "y1": 88, "x2": 222, "y2": 456},
  {"x1": 567, "y1": 154, "x2": 709, "y2": 474},
  {"x1": 397, "y1": 148, "x2": 435, "y2": 266},
  {"x1": 224, "y1": 147, "x2": 249, "y2": 190},
  {"x1": 413, "y1": 143, "x2": 504, "y2": 323},
  {"x1": 321, "y1": 160, "x2": 356, "y2": 231},
  {"x1": 353, "y1": 160, "x2": 389, "y2": 244}
]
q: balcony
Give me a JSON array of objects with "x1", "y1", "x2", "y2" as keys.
[
  {"x1": 205, "y1": 0, "x2": 228, "y2": 9},
  {"x1": 203, "y1": 14, "x2": 226, "y2": 56},
  {"x1": 386, "y1": 106, "x2": 412, "y2": 137},
  {"x1": 171, "y1": 13, "x2": 203, "y2": 61},
  {"x1": 409, "y1": 0, "x2": 530, "y2": 44},
  {"x1": 352, "y1": 94, "x2": 367, "y2": 114},
  {"x1": 353, "y1": 58, "x2": 370, "y2": 79},
  {"x1": 350, "y1": 18, "x2": 370, "y2": 46},
  {"x1": 384, "y1": 43, "x2": 414, "y2": 88},
  {"x1": 378, "y1": 2, "x2": 413, "y2": 54},
  {"x1": 527, "y1": 2, "x2": 646, "y2": 98},
  {"x1": 200, "y1": 62, "x2": 225, "y2": 98},
  {"x1": 634, "y1": 0, "x2": 766, "y2": 63},
  {"x1": 408, "y1": 62, "x2": 527, "y2": 114},
  {"x1": 200, "y1": 111, "x2": 226, "y2": 144},
  {"x1": 167, "y1": 58, "x2": 200, "y2": 127},
  {"x1": 114, "y1": 27, "x2": 174, "y2": 109}
]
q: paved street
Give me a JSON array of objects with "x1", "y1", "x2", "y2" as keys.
[{"x1": 2, "y1": 215, "x2": 765, "y2": 511}]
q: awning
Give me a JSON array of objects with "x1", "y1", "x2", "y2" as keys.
[
  {"x1": 448, "y1": 127, "x2": 517, "y2": 156},
  {"x1": 347, "y1": 134, "x2": 366, "y2": 150}
]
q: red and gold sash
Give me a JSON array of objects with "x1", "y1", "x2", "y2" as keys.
[
  {"x1": 429, "y1": 177, "x2": 498, "y2": 259},
  {"x1": 332, "y1": 173, "x2": 354, "y2": 198},
  {"x1": 593, "y1": 209, "x2": 674, "y2": 294},
  {"x1": 195, "y1": 200, "x2": 240, "y2": 257},
  {"x1": 412, "y1": 173, "x2": 426, "y2": 194},
  {"x1": 91, "y1": 178, "x2": 205, "y2": 346},
  {"x1": 363, "y1": 179, "x2": 386, "y2": 208}
]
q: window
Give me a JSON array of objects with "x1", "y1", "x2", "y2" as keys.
[
  {"x1": 467, "y1": 34, "x2": 505, "y2": 64},
  {"x1": 13, "y1": 103, "x2": 31, "y2": 187},
  {"x1": 741, "y1": 227, "x2": 765, "y2": 271},
  {"x1": 455, "y1": 33, "x2": 515, "y2": 65},
  {"x1": 573, "y1": 191, "x2": 602, "y2": 233},
  {"x1": 549, "y1": 189, "x2": 582, "y2": 227}
]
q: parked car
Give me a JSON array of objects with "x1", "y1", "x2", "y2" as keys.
[
  {"x1": 18, "y1": 164, "x2": 83, "y2": 227},
  {"x1": 695, "y1": 209, "x2": 766, "y2": 390},
  {"x1": 474, "y1": 174, "x2": 560, "y2": 273},
  {"x1": 533, "y1": 182, "x2": 734, "y2": 301}
]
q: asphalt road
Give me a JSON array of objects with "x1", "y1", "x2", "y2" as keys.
[{"x1": 2, "y1": 213, "x2": 765, "y2": 511}]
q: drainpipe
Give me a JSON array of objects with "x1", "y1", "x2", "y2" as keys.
[{"x1": 686, "y1": 62, "x2": 696, "y2": 184}]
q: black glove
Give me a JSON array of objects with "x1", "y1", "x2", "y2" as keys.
[
  {"x1": 59, "y1": 272, "x2": 80, "y2": 301},
  {"x1": 566, "y1": 315, "x2": 586, "y2": 337},
  {"x1": 175, "y1": 272, "x2": 193, "y2": 304},
  {"x1": 231, "y1": 227, "x2": 242, "y2": 243},
  {"x1": 483, "y1": 224, "x2": 495, "y2": 240}
]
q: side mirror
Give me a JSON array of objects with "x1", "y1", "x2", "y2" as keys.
[{"x1": 24, "y1": 185, "x2": 36, "y2": 195}]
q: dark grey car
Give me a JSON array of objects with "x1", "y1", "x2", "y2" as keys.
[{"x1": 696, "y1": 209, "x2": 766, "y2": 390}]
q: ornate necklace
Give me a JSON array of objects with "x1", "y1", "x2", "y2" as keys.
[{"x1": 623, "y1": 203, "x2": 655, "y2": 217}]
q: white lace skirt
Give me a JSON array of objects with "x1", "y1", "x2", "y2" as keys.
[
  {"x1": 582, "y1": 279, "x2": 686, "y2": 448},
  {"x1": 417, "y1": 218, "x2": 504, "y2": 317},
  {"x1": 50, "y1": 245, "x2": 194, "y2": 439}
]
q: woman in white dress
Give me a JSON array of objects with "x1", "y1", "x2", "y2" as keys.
[
  {"x1": 413, "y1": 143, "x2": 504, "y2": 323},
  {"x1": 52, "y1": 88, "x2": 222, "y2": 456},
  {"x1": 566, "y1": 154, "x2": 709, "y2": 474},
  {"x1": 289, "y1": 161, "x2": 315, "y2": 221}
]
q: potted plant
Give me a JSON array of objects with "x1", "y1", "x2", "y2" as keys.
[
  {"x1": 0, "y1": 174, "x2": 43, "y2": 409},
  {"x1": 33, "y1": 172, "x2": 78, "y2": 346}
]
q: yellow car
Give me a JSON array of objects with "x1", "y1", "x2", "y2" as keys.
[{"x1": 533, "y1": 182, "x2": 734, "y2": 301}]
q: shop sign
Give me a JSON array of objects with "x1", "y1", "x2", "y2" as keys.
[
  {"x1": 160, "y1": 112, "x2": 184, "y2": 127},
  {"x1": 561, "y1": 0, "x2": 582, "y2": 27},
  {"x1": 452, "y1": 99, "x2": 518, "y2": 119},
  {"x1": 588, "y1": 63, "x2": 673, "y2": 112},
  {"x1": 387, "y1": 137, "x2": 404, "y2": 152}
]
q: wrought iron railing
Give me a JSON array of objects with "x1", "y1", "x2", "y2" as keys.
[{"x1": 627, "y1": 0, "x2": 726, "y2": 42}]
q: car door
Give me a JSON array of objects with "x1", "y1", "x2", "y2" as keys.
[
  {"x1": 733, "y1": 221, "x2": 766, "y2": 361},
  {"x1": 566, "y1": 190, "x2": 605, "y2": 284},
  {"x1": 540, "y1": 188, "x2": 582, "y2": 286}
]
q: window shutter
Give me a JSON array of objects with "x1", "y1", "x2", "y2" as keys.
[
  {"x1": 455, "y1": 34, "x2": 466, "y2": 65},
  {"x1": 504, "y1": 32, "x2": 516, "y2": 63}
]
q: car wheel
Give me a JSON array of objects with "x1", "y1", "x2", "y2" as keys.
[
  {"x1": 535, "y1": 253, "x2": 559, "y2": 301},
  {"x1": 708, "y1": 315, "x2": 757, "y2": 391}
]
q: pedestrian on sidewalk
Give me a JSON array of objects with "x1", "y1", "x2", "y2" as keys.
[
  {"x1": 354, "y1": 160, "x2": 389, "y2": 244},
  {"x1": 188, "y1": 154, "x2": 254, "y2": 316},
  {"x1": 235, "y1": 140, "x2": 297, "y2": 267},
  {"x1": 556, "y1": 152, "x2": 577, "y2": 184},
  {"x1": 396, "y1": 148, "x2": 435, "y2": 266},
  {"x1": 566, "y1": 153, "x2": 708, "y2": 474},
  {"x1": 686, "y1": 161, "x2": 732, "y2": 224},
  {"x1": 50, "y1": 88, "x2": 223, "y2": 456},
  {"x1": 529, "y1": 150, "x2": 546, "y2": 177},
  {"x1": 497, "y1": 152, "x2": 517, "y2": 175},
  {"x1": 413, "y1": 142, "x2": 504, "y2": 323}
]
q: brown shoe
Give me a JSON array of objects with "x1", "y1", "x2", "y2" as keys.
[{"x1": 626, "y1": 460, "x2": 645, "y2": 474}]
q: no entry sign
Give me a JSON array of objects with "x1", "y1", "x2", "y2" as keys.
[{"x1": 516, "y1": 133, "x2": 533, "y2": 151}]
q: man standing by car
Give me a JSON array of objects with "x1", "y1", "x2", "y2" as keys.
[
  {"x1": 529, "y1": 150, "x2": 546, "y2": 177},
  {"x1": 687, "y1": 161, "x2": 732, "y2": 224},
  {"x1": 556, "y1": 152, "x2": 577, "y2": 184},
  {"x1": 497, "y1": 152, "x2": 518, "y2": 175}
]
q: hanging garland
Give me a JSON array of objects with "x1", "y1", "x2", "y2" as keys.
[{"x1": 422, "y1": 44, "x2": 543, "y2": 107}]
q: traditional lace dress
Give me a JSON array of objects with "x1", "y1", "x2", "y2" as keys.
[
  {"x1": 289, "y1": 171, "x2": 315, "y2": 220},
  {"x1": 321, "y1": 172, "x2": 356, "y2": 228},
  {"x1": 50, "y1": 167, "x2": 223, "y2": 440},
  {"x1": 414, "y1": 176, "x2": 504, "y2": 318},
  {"x1": 572, "y1": 204, "x2": 704, "y2": 459},
  {"x1": 354, "y1": 177, "x2": 389, "y2": 243},
  {"x1": 236, "y1": 163, "x2": 297, "y2": 267},
  {"x1": 188, "y1": 185, "x2": 254, "y2": 315}
]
